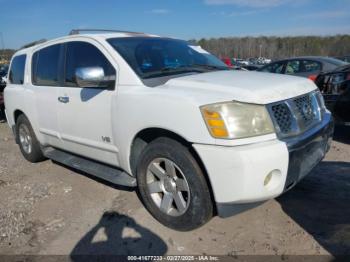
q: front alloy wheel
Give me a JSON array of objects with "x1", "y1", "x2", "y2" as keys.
[
  {"x1": 137, "y1": 137, "x2": 213, "y2": 231},
  {"x1": 15, "y1": 114, "x2": 45, "y2": 163},
  {"x1": 146, "y1": 158, "x2": 190, "y2": 216}
]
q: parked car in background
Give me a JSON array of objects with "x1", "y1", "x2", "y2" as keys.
[
  {"x1": 248, "y1": 57, "x2": 271, "y2": 66},
  {"x1": 234, "y1": 58, "x2": 249, "y2": 66},
  {"x1": 257, "y1": 57, "x2": 271, "y2": 65},
  {"x1": 221, "y1": 57, "x2": 233, "y2": 67},
  {"x1": 241, "y1": 64, "x2": 262, "y2": 71},
  {"x1": 258, "y1": 56, "x2": 348, "y2": 80},
  {"x1": 0, "y1": 65, "x2": 8, "y2": 87},
  {"x1": 220, "y1": 58, "x2": 243, "y2": 70},
  {"x1": 315, "y1": 64, "x2": 350, "y2": 125}
]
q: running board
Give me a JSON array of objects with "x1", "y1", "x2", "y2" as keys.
[{"x1": 43, "y1": 148, "x2": 137, "y2": 187}]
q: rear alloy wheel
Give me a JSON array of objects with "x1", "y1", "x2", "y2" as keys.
[
  {"x1": 16, "y1": 114, "x2": 45, "y2": 163},
  {"x1": 19, "y1": 124, "x2": 33, "y2": 155},
  {"x1": 137, "y1": 137, "x2": 213, "y2": 231}
]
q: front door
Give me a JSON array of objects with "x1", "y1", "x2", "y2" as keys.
[
  {"x1": 57, "y1": 40, "x2": 119, "y2": 166},
  {"x1": 32, "y1": 43, "x2": 64, "y2": 148}
]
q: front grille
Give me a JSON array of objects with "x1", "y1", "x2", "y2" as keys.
[
  {"x1": 268, "y1": 91, "x2": 323, "y2": 138},
  {"x1": 271, "y1": 103, "x2": 293, "y2": 134},
  {"x1": 294, "y1": 95, "x2": 315, "y2": 124}
]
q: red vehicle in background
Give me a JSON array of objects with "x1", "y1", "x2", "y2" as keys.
[{"x1": 221, "y1": 57, "x2": 233, "y2": 67}]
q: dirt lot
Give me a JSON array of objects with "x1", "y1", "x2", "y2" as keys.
[{"x1": 0, "y1": 122, "x2": 349, "y2": 258}]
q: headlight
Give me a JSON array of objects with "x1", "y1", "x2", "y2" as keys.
[
  {"x1": 315, "y1": 91, "x2": 326, "y2": 111},
  {"x1": 200, "y1": 101, "x2": 274, "y2": 139}
]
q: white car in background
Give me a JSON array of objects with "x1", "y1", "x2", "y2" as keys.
[{"x1": 4, "y1": 29, "x2": 333, "y2": 231}]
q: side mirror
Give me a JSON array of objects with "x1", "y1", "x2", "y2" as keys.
[{"x1": 75, "y1": 67, "x2": 114, "y2": 88}]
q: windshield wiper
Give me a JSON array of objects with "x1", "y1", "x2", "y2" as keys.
[
  {"x1": 142, "y1": 64, "x2": 230, "y2": 79},
  {"x1": 191, "y1": 64, "x2": 230, "y2": 71},
  {"x1": 142, "y1": 66, "x2": 203, "y2": 79}
]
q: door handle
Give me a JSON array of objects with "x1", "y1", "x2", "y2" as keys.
[{"x1": 58, "y1": 96, "x2": 69, "y2": 103}]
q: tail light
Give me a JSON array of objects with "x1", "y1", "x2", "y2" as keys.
[
  {"x1": 347, "y1": 73, "x2": 350, "y2": 81},
  {"x1": 308, "y1": 74, "x2": 317, "y2": 81}
]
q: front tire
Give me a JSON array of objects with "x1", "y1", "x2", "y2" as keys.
[
  {"x1": 16, "y1": 114, "x2": 45, "y2": 163},
  {"x1": 137, "y1": 137, "x2": 213, "y2": 231}
]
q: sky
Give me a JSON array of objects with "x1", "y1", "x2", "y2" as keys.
[{"x1": 0, "y1": 0, "x2": 350, "y2": 49}]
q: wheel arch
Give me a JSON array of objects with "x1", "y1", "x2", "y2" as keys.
[
  {"x1": 14, "y1": 109, "x2": 25, "y2": 123},
  {"x1": 129, "y1": 127, "x2": 217, "y2": 210},
  {"x1": 12, "y1": 109, "x2": 42, "y2": 145}
]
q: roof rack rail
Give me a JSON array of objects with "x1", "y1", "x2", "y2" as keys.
[
  {"x1": 21, "y1": 39, "x2": 47, "y2": 49},
  {"x1": 69, "y1": 29, "x2": 145, "y2": 35}
]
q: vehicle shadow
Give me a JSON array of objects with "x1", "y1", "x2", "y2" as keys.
[
  {"x1": 277, "y1": 161, "x2": 350, "y2": 257},
  {"x1": 70, "y1": 211, "x2": 167, "y2": 260},
  {"x1": 333, "y1": 125, "x2": 350, "y2": 144}
]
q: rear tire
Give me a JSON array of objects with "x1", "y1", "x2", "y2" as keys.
[
  {"x1": 16, "y1": 114, "x2": 45, "y2": 163},
  {"x1": 136, "y1": 137, "x2": 213, "y2": 231}
]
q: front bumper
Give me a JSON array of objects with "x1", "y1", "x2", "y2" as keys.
[
  {"x1": 193, "y1": 111, "x2": 333, "y2": 217},
  {"x1": 282, "y1": 112, "x2": 333, "y2": 192}
]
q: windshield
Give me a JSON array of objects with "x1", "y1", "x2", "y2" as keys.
[{"x1": 107, "y1": 37, "x2": 228, "y2": 79}]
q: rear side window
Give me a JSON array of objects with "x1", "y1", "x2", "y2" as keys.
[
  {"x1": 9, "y1": 55, "x2": 26, "y2": 84},
  {"x1": 32, "y1": 44, "x2": 61, "y2": 86},
  {"x1": 302, "y1": 60, "x2": 321, "y2": 72},
  {"x1": 64, "y1": 41, "x2": 115, "y2": 88},
  {"x1": 286, "y1": 60, "x2": 322, "y2": 74}
]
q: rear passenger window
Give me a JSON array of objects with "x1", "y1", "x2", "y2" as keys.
[
  {"x1": 32, "y1": 44, "x2": 61, "y2": 86},
  {"x1": 302, "y1": 60, "x2": 321, "y2": 72},
  {"x1": 64, "y1": 41, "x2": 115, "y2": 88},
  {"x1": 9, "y1": 55, "x2": 26, "y2": 84}
]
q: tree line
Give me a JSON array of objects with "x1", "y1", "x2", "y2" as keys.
[
  {"x1": 1, "y1": 35, "x2": 350, "y2": 63},
  {"x1": 191, "y1": 35, "x2": 350, "y2": 59},
  {"x1": 0, "y1": 49, "x2": 15, "y2": 64}
]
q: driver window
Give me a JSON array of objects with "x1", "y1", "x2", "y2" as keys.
[{"x1": 64, "y1": 41, "x2": 116, "y2": 88}]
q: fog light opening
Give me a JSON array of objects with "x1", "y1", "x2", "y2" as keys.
[
  {"x1": 264, "y1": 169, "x2": 282, "y2": 189},
  {"x1": 264, "y1": 173, "x2": 272, "y2": 186}
]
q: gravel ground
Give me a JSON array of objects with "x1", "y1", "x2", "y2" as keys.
[{"x1": 0, "y1": 122, "x2": 349, "y2": 258}]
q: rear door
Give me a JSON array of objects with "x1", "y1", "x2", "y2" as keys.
[
  {"x1": 32, "y1": 44, "x2": 64, "y2": 147},
  {"x1": 57, "y1": 40, "x2": 119, "y2": 166}
]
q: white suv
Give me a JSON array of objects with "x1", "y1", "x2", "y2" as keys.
[{"x1": 5, "y1": 30, "x2": 333, "y2": 231}]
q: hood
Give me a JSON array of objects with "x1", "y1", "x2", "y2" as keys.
[{"x1": 164, "y1": 70, "x2": 317, "y2": 104}]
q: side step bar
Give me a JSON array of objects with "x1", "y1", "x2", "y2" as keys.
[{"x1": 43, "y1": 148, "x2": 137, "y2": 187}]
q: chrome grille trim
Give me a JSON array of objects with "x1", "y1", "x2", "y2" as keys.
[{"x1": 267, "y1": 91, "x2": 324, "y2": 138}]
